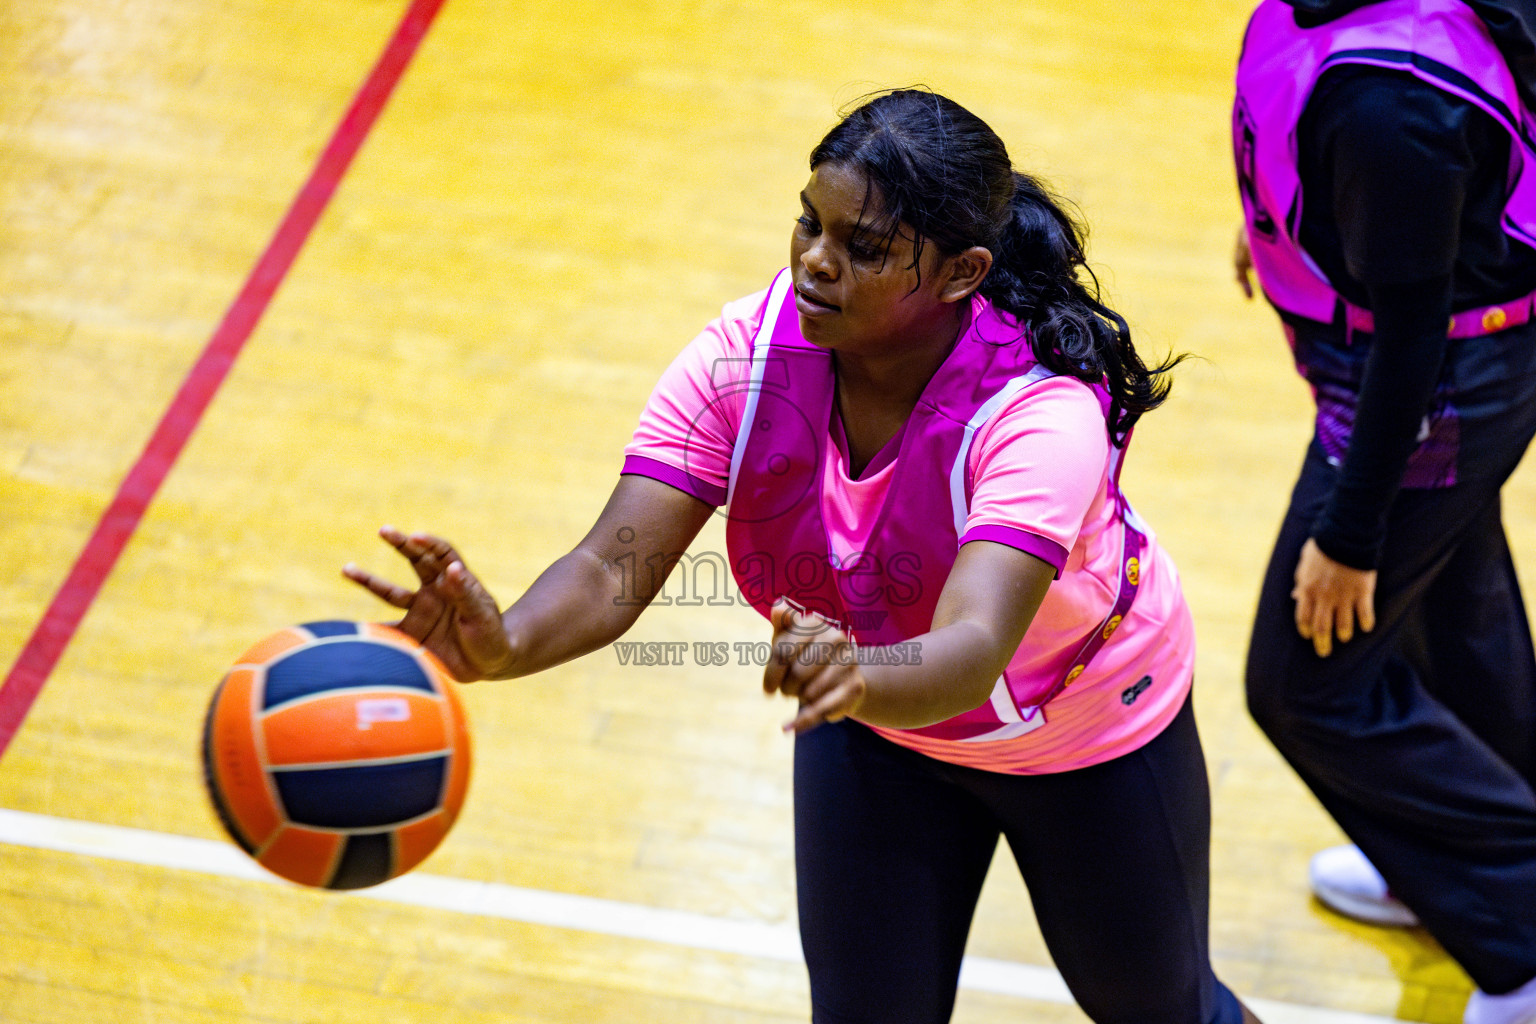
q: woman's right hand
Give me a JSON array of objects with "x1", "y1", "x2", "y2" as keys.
[
  {"x1": 343, "y1": 526, "x2": 513, "y2": 681},
  {"x1": 1234, "y1": 224, "x2": 1255, "y2": 299}
]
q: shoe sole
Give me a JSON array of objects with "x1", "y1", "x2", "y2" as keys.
[{"x1": 1310, "y1": 879, "x2": 1421, "y2": 927}]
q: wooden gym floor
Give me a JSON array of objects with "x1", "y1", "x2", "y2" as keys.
[{"x1": 3, "y1": 0, "x2": 1532, "y2": 1021}]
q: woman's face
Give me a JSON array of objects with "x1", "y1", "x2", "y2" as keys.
[{"x1": 790, "y1": 162, "x2": 958, "y2": 355}]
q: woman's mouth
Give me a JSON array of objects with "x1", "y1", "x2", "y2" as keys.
[{"x1": 794, "y1": 287, "x2": 840, "y2": 316}]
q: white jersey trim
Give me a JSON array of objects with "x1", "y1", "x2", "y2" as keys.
[{"x1": 724, "y1": 269, "x2": 794, "y2": 512}]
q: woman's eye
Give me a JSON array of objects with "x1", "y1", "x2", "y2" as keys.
[{"x1": 796, "y1": 215, "x2": 818, "y2": 233}]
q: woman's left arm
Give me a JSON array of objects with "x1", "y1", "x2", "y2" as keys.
[{"x1": 763, "y1": 540, "x2": 1055, "y2": 733}]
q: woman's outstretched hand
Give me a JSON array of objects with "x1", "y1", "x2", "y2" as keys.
[
  {"x1": 343, "y1": 526, "x2": 513, "y2": 681},
  {"x1": 763, "y1": 600, "x2": 867, "y2": 734}
]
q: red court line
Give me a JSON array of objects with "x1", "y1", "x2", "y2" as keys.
[{"x1": 0, "y1": 0, "x2": 447, "y2": 757}]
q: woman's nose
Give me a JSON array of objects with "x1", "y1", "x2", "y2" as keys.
[{"x1": 800, "y1": 238, "x2": 836, "y2": 278}]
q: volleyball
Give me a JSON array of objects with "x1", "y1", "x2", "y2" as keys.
[{"x1": 201, "y1": 620, "x2": 472, "y2": 890}]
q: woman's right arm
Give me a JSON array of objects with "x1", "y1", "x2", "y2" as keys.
[
  {"x1": 349, "y1": 291, "x2": 758, "y2": 680},
  {"x1": 344, "y1": 473, "x2": 715, "y2": 681}
]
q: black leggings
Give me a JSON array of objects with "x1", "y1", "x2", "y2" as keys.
[{"x1": 793, "y1": 696, "x2": 1243, "y2": 1024}]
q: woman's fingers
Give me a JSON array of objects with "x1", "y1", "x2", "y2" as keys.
[
  {"x1": 371, "y1": 527, "x2": 462, "y2": 640},
  {"x1": 1234, "y1": 225, "x2": 1254, "y2": 299},
  {"x1": 1356, "y1": 590, "x2": 1377, "y2": 636},
  {"x1": 1291, "y1": 539, "x2": 1378, "y2": 659},
  {"x1": 1311, "y1": 608, "x2": 1335, "y2": 659},
  {"x1": 763, "y1": 628, "x2": 801, "y2": 696},
  {"x1": 441, "y1": 560, "x2": 504, "y2": 628},
  {"x1": 1292, "y1": 582, "x2": 1335, "y2": 657},
  {"x1": 1296, "y1": 591, "x2": 1365, "y2": 658},
  {"x1": 382, "y1": 526, "x2": 442, "y2": 586},
  {"x1": 782, "y1": 646, "x2": 865, "y2": 734},
  {"x1": 347, "y1": 528, "x2": 511, "y2": 682},
  {"x1": 763, "y1": 600, "x2": 865, "y2": 732},
  {"x1": 786, "y1": 687, "x2": 862, "y2": 734},
  {"x1": 383, "y1": 526, "x2": 467, "y2": 587},
  {"x1": 341, "y1": 563, "x2": 415, "y2": 610},
  {"x1": 768, "y1": 599, "x2": 793, "y2": 635},
  {"x1": 764, "y1": 600, "x2": 832, "y2": 697},
  {"x1": 1333, "y1": 602, "x2": 1355, "y2": 647},
  {"x1": 370, "y1": 528, "x2": 486, "y2": 608},
  {"x1": 764, "y1": 600, "x2": 800, "y2": 695},
  {"x1": 1292, "y1": 586, "x2": 1313, "y2": 639}
]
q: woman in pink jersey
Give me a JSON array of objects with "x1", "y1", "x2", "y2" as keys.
[{"x1": 346, "y1": 89, "x2": 1259, "y2": 1024}]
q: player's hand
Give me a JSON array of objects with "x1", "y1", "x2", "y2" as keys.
[
  {"x1": 343, "y1": 526, "x2": 512, "y2": 681},
  {"x1": 1235, "y1": 224, "x2": 1254, "y2": 299},
  {"x1": 763, "y1": 600, "x2": 867, "y2": 734},
  {"x1": 1291, "y1": 538, "x2": 1376, "y2": 658}
]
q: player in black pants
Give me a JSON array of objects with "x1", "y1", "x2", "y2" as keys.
[{"x1": 1234, "y1": 2, "x2": 1536, "y2": 1020}]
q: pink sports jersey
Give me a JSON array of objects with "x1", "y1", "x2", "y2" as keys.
[{"x1": 622, "y1": 272, "x2": 1195, "y2": 773}]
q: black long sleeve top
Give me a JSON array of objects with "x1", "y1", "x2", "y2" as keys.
[{"x1": 1292, "y1": 65, "x2": 1536, "y2": 568}]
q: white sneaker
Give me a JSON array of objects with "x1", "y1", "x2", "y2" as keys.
[
  {"x1": 1308, "y1": 845, "x2": 1420, "y2": 927},
  {"x1": 1465, "y1": 974, "x2": 1536, "y2": 1024}
]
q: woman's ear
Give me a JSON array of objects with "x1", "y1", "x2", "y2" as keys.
[{"x1": 939, "y1": 246, "x2": 993, "y2": 303}]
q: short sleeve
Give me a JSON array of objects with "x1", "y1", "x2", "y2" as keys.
[
  {"x1": 621, "y1": 289, "x2": 769, "y2": 505},
  {"x1": 959, "y1": 377, "x2": 1112, "y2": 576}
]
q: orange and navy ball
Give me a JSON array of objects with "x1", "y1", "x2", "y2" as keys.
[{"x1": 201, "y1": 621, "x2": 471, "y2": 890}]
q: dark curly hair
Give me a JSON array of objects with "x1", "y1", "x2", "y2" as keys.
[{"x1": 809, "y1": 88, "x2": 1181, "y2": 443}]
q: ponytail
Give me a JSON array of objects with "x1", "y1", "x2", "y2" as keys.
[
  {"x1": 810, "y1": 89, "x2": 1184, "y2": 446},
  {"x1": 983, "y1": 172, "x2": 1180, "y2": 444}
]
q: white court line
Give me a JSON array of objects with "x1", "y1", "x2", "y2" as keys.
[{"x1": 0, "y1": 808, "x2": 1397, "y2": 1024}]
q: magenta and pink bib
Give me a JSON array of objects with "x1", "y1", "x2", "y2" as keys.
[
  {"x1": 1234, "y1": 0, "x2": 1536, "y2": 333},
  {"x1": 724, "y1": 271, "x2": 1144, "y2": 744}
]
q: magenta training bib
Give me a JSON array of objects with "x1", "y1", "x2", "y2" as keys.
[
  {"x1": 1234, "y1": 0, "x2": 1536, "y2": 326},
  {"x1": 723, "y1": 271, "x2": 1144, "y2": 743}
]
